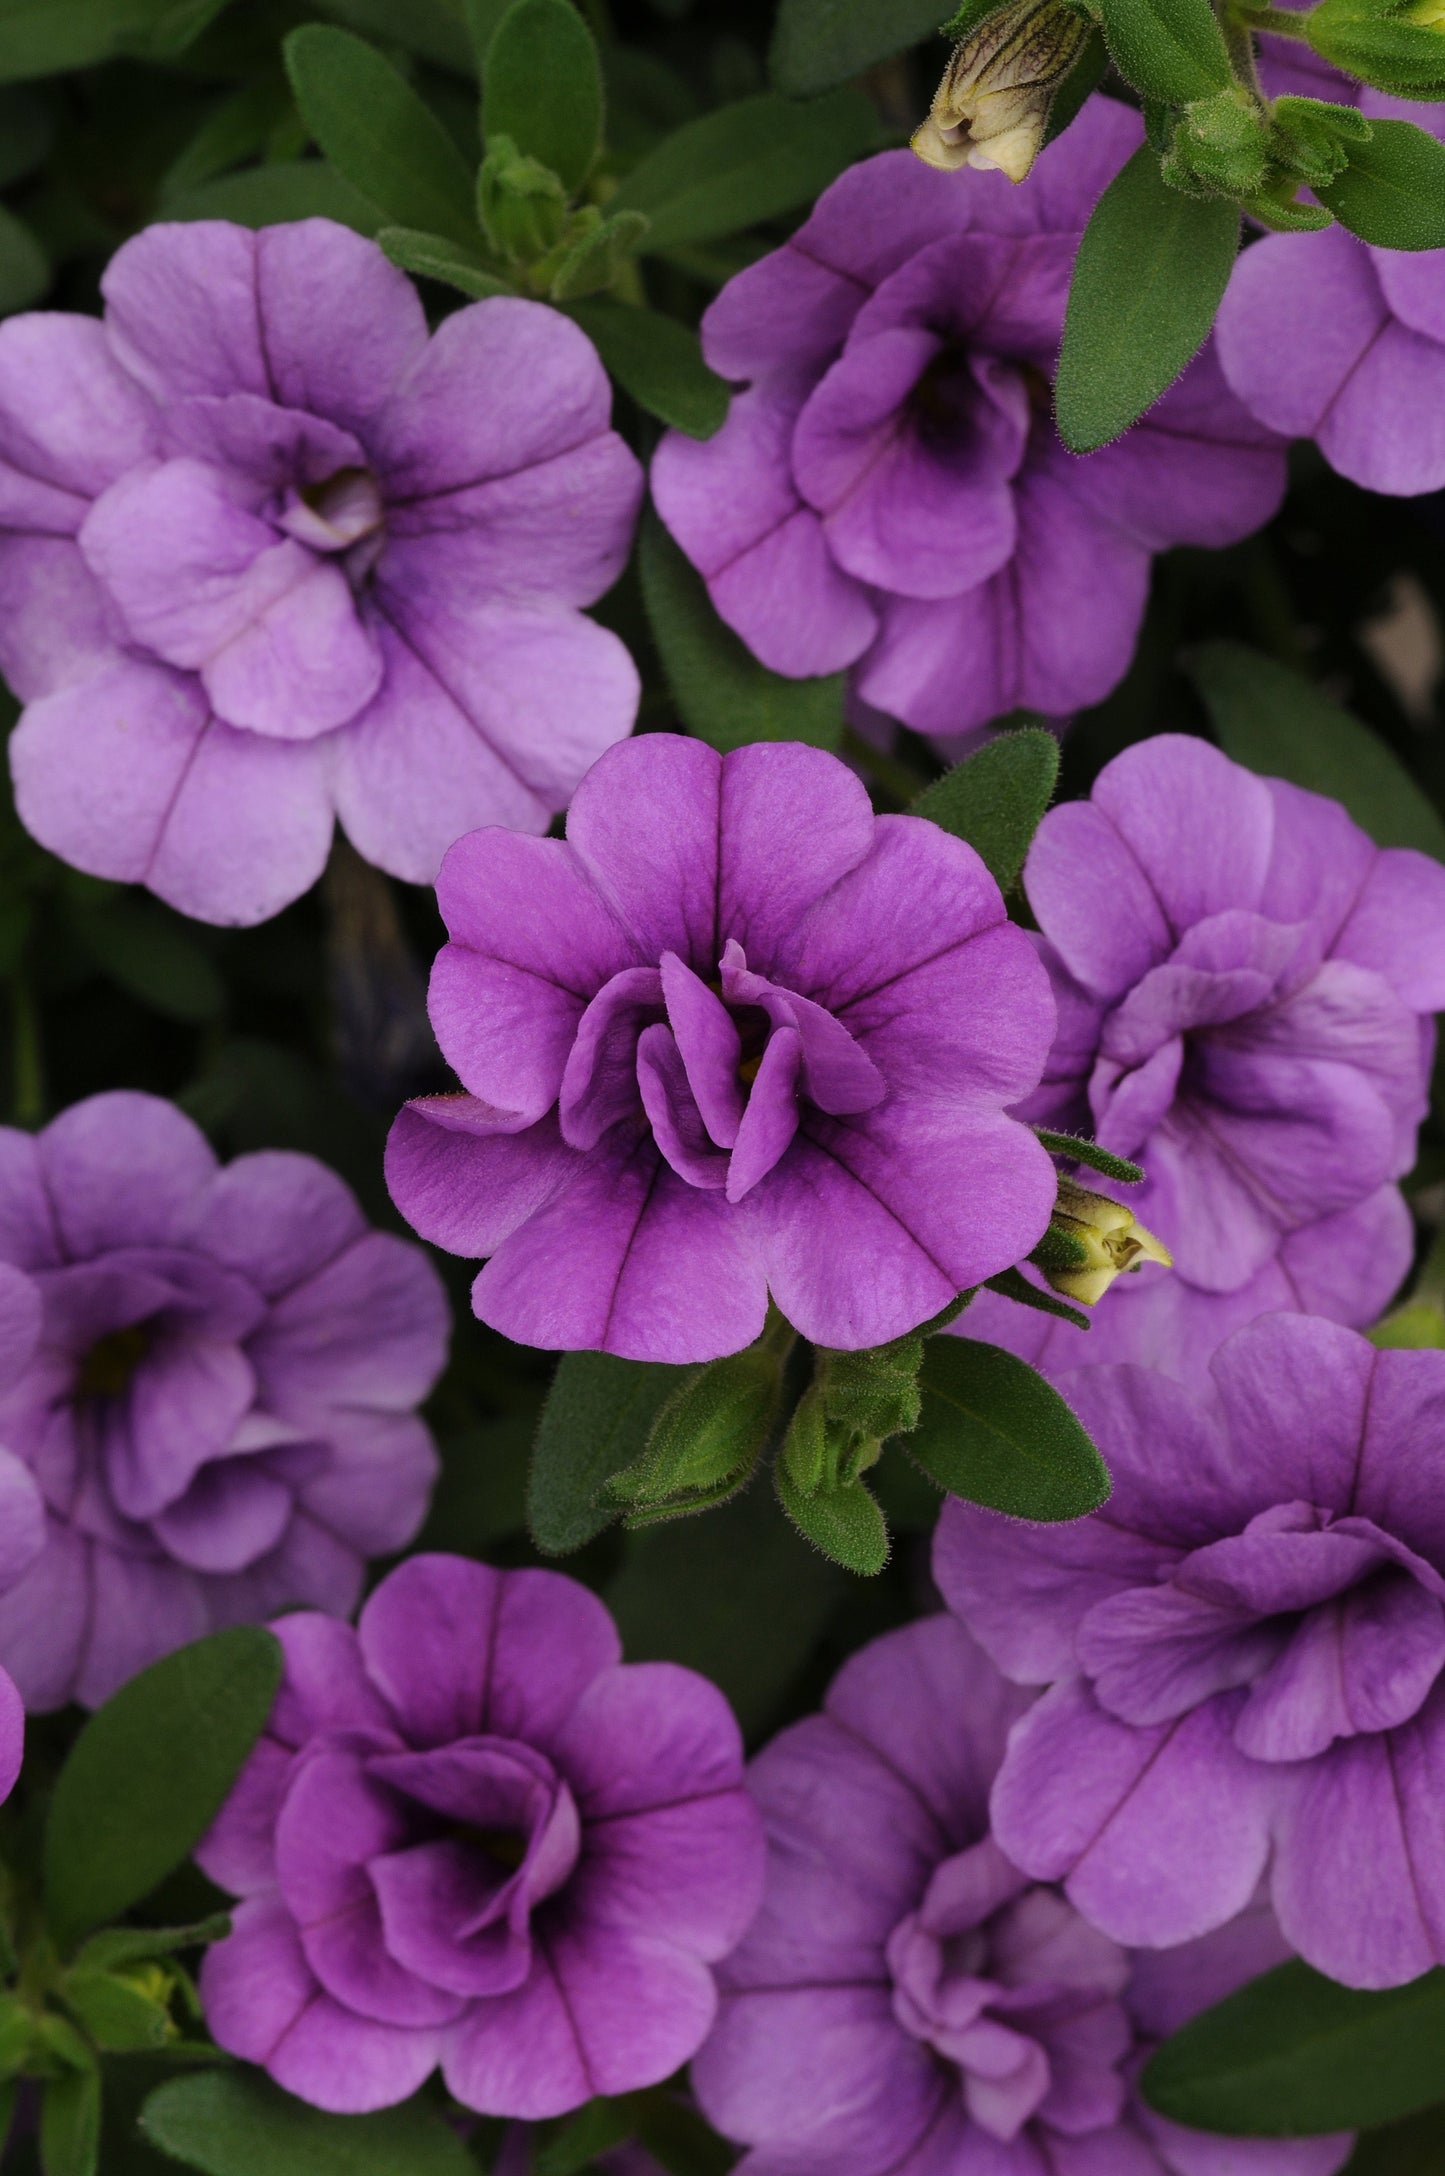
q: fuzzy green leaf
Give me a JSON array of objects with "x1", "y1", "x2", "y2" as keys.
[
  {"x1": 1315, "y1": 117, "x2": 1445, "y2": 246},
  {"x1": 769, "y1": 0, "x2": 949, "y2": 95},
  {"x1": 1035, "y1": 1130, "x2": 1146, "y2": 1183},
  {"x1": 913, "y1": 725, "x2": 1059, "y2": 890},
  {"x1": 284, "y1": 23, "x2": 479, "y2": 246},
  {"x1": 775, "y1": 1462, "x2": 890, "y2": 1575},
  {"x1": 378, "y1": 224, "x2": 511, "y2": 294},
  {"x1": 529, "y1": 1350, "x2": 695, "y2": 1553},
  {"x1": 613, "y1": 88, "x2": 880, "y2": 249},
  {"x1": 483, "y1": 0, "x2": 603, "y2": 193},
  {"x1": 1097, "y1": 0, "x2": 1231, "y2": 102},
  {"x1": 910, "y1": 1339, "x2": 1110, "y2": 1519},
  {"x1": 140, "y1": 2073, "x2": 476, "y2": 2176},
  {"x1": 1055, "y1": 145, "x2": 1240, "y2": 452},
  {"x1": 566, "y1": 300, "x2": 728, "y2": 437}
]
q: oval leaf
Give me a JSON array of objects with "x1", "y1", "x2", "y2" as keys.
[
  {"x1": 1188, "y1": 639, "x2": 1445, "y2": 859},
  {"x1": 613, "y1": 88, "x2": 880, "y2": 250},
  {"x1": 775, "y1": 1463, "x2": 890, "y2": 1575},
  {"x1": 529, "y1": 1350, "x2": 695, "y2": 1554},
  {"x1": 566, "y1": 300, "x2": 727, "y2": 437},
  {"x1": 1098, "y1": 0, "x2": 1231, "y2": 102},
  {"x1": 769, "y1": 0, "x2": 949, "y2": 96},
  {"x1": 1316, "y1": 116, "x2": 1445, "y2": 248},
  {"x1": 0, "y1": 203, "x2": 47, "y2": 314},
  {"x1": 639, "y1": 512, "x2": 844, "y2": 750},
  {"x1": 911, "y1": 1338, "x2": 1110, "y2": 1520},
  {"x1": 44, "y1": 1627, "x2": 282, "y2": 1954},
  {"x1": 284, "y1": 23, "x2": 479, "y2": 246},
  {"x1": 1055, "y1": 145, "x2": 1240, "y2": 452},
  {"x1": 141, "y1": 2072, "x2": 477, "y2": 2176},
  {"x1": 1143, "y1": 1960, "x2": 1445, "y2": 2135},
  {"x1": 913, "y1": 725, "x2": 1059, "y2": 890},
  {"x1": 483, "y1": 0, "x2": 603, "y2": 194}
]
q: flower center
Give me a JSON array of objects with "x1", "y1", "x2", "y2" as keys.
[{"x1": 74, "y1": 1321, "x2": 153, "y2": 1401}]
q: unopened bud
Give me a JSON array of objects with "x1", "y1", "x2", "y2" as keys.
[
  {"x1": 1162, "y1": 85, "x2": 1270, "y2": 196},
  {"x1": 476, "y1": 134, "x2": 569, "y2": 266},
  {"x1": 912, "y1": 0, "x2": 1092, "y2": 183},
  {"x1": 1040, "y1": 1180, "x2": 1172, "y2": 1306},
  {"x1": 608, "y1": 1336, "x2": 786, "y2": 1516}
]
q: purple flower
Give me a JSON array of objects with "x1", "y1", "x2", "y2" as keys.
[
  {"x1": 965, "y1": 732, "x2": 1445, "y2": 1383},
  {"x1": 0, "y1": 1668, "x2": 21, "y2": 1806},
  {"x1": 384, "y1": 733, "x2": 1057, "y2": 1362},
  {"x1": 0, "y1": 1091, "x2": 447, "y2": 1711},
  {"x1": 937, "y1": 1311, "x2": 1445, "y2": 1990},
  {"x1": 0, "y1": 219, "x2": 643, "y2": 926},
  {"x1": 1217, "y1": 99, "x2": 1445, "y2": 495},
  {"x1": 650, "y1": 103, "x2": 1284, "y2": 751},
  {"x1": 693, "y1": 1613, "x2": 1350, "y2": 2176},
  {"x1": 196, "y1": 1553, "x2": 764, "y2": 2117}
]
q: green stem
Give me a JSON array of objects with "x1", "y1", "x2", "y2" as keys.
[
  {"x1": 1232, "y1": 5, "x2": 1312, "y2": 38},
  {"x1": 10, "y1": 980, "x2": 43, "y2": 1132}
]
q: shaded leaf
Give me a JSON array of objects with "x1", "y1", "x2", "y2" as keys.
[
  {"x1": 911, "y1": 1338, "x2": 1110, "y2": 1519},
  {"x1": 1055, "y1": 145, "x2": 1240, "y2": 452},
  {"x1": 0, "y1": 202, "x2": 48, "y2": 313},
  {"x1": 41, "y1": 2069, "x2": 101, "y2": 2176},
  {"x1": 530, "y1": 1350, "x2": 695, "y2": 1554},
  {"x1": 1143, "y1": 1960, "x2": 1445, "y2": 2135},
  {"x1": 378, "y1": 223, "x2": 510, "y2": 294},
  {"x1": 1346, "y1": 2102, "x2": 1445, "y2": 2173},
  {"x1": 161, "y1": 161, "x2": 382, "y2": 233},
  {"x1": 0, "y1": 0, "x2": 217, "y2": 80},
  {"x1": 913, "y1": 725, "x2": 1059, "y2": 890},
  {"x1": 140, "y1": 2072, "x2": 476, "y2": 2176},
  {"x1": 45, "y1": 1629, "x2": 282, "y2": 1954},
  {"x1": 284, "y1": 23, "x2": 479, "y2": 246},
  {"x1": 567, "y1": 299, "x2": 727, "y2": 437},
  {"x1": 482, "y1": 0, "x2": 603, "y2": 193},
  {"x1": 71, "y1": 898, "x2": 225, "y2": 1024},
  {"x1": 769, "y1": 0, "x2": 948, "y2": 97},
  {"x1": 315, "y1": 0, "x2": 478, "y2": 76},
  {"x1": 639, "y1": 511, "x2": 845, "y2": 750},
  {"x1": 1188, "y1": 639, "x2": 1445, "y2": 860},
  {"x1": 613, "y1": 88, "x2": 880, "y2": 249}
]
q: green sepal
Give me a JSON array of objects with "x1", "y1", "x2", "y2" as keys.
[
  {"x1": 1239, "y1": 189, "x2": 1335, "y2": 229},
  {"x1": 58, "y1": 1966, "x2": 176, "y2": 2054},
  {"x1": 1035, "y1": 1129, "x2": 1145, "y2": 1183},
  {"x1": 1268, "y1": 93, "x2": 1372, "y2": 189},
  {"x1": 1028, "y1": 1221, "x2": 1093, "y2": 1271},
  {"x1": 607, "y1": 1326, "x2": 790, "y2": 1516},
  {"x1": 547, "y1": 209, "x2": 652, "y2": 300},
  {"x1": 775, "y1": 1459, "x2": 891, "y2": 1576},
  {"x1": 982, "y1": 1265, "x2": 1092, "y2": 1331}
]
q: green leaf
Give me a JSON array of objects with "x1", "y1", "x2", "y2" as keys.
[
  {"x1": 0, "y1": 0, "x2": 211, "y2": 79},
  {"x1": 612, "y1": 88, "x2": 880, "y2": 250},
  {"x1": 483, "y1": 0, "x2": 603, "y2": 194},
  {"x1": 44, "y1": 1628, "x2": 282, "y2": 1955},
  {"x1": 0, "y1": 85, "x2": 51, "y2": 188},
  {"x1": 73, "y1": 1918, "x2": 231, "y2": 1971},
  {"x1": 566, "y1": 300, "x2": 727, "y2": 437},
  {"x1": 769, "y1": 0, "x2": 948, "y2": 97},
  {"x1": 378, "y1": 224, "x2": 511, "y2": 294},
  {"x1": 1316, "y1": 116, "x2": 1445, "y2": 248},
  {"x1": 529, "y1": 1350, "x2": 695, "y2": 1553},
  {"x1": 913, "y1": 726, "x2": 1059, "y2": 890},
  {"x1": 983, "y1": 1263, "x2": 1090, "y2": 1331},
  {"x1": 0, "y1": 203, "x2": 47, "y2": 314},
  {"x1": 1307, "y1": 0, "x2": 1445, "y2": 100},
  {"x1": 41, "y1": 2068, "x2": 101, "y2": 2176},
  {"x1": 911, "y1": 1338, "x2": 1110, "y2": 1519},
  {"x1": 465, "y1": 0, "x2": 508, "y2": 67},
  {"x1": 534, "y1": 2098, "x2": 639, "y2": 2176},
  {"x1": 1097, "y1": 0, "x2": 1231, "y2": 101},
  {"x1": 284, "y1": 24, "x2": 479, "y2": 247},
  {"x1": 1055, "y1": 145, "x2": 1240, "y2": 452},
  {"x1": 71, "y1": 898, "x2": 225, "y2": 1024},
  {"x1": 1034, "y1": 1129, "x2": 1146, "y2": 1184},
  {"x1": 639, "y1": 512, "x2": 845, "y2": 751},
  {"x1": 775, "y1": 1461, "x2": 890, "y2": 1575},
  {"x1": 548, "y1": 208, "x2": 652, "y2": 299},
  {"x1": 1369, "y1": 1301, "x2": 1445, "y2": 1349},
  {"x1": 1142, "y1": 1961, "x2": 1445, "y2": 2135},
  {"x1": 1345, "y1": 2102, "x2": 1445, "y2": 2174},
  {"x1": 314, "y1": 0, "x2": 479, "y2": 77},
  {"x1": 60, "y1": 1969, "x2": 174, "y2": 2054},
  {"x1": 140, "y1": 2072, "x2": 477, "y2": 2176},
  {"x1": 160, "y1": 162, "x2": 382, "y2": 234},
  {"x1": 1187, "y1": 639, "x2": 1445, "y2": 860}
]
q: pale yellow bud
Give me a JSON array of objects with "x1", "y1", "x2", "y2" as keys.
[
  {"x1": 1042, "y1": 1179, "x2": 1173, "y2": 1307},
  {"x1": 911, "y1": 0, "x2": 1092, "y2": 184},
  {"x1": 1409, "y1": 0, "x2": 1445, "y2": 27}
]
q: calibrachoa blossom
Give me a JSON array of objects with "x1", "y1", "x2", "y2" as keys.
[
  {"x1": 651, "y1": 101, "x2": 1284, "y2": 749},
  {"x1": 965, "y1": 732, "x2": 1445, "y2": 1381},
  {"x1": 385, "y1": 733, "x2": 1058, "y2": 1362},
  {"x1": 0, "y1": 218, "x2": 643, "y2": 925},
  {"x1": 938, "y1": 1312, "x2": 1445, "y2": 1990},
  {"x1": 694, "y1": 1614, "x2": 1350, "y2": 2176},
  {"x1": 0, "y1": 1091, "x2": 447, "y2": 1710},
  {"x1": 1217, "y1": 99, "x2": 1445, "y2": 494},
  {"x1": 0, "y1": 1670, "x2": 21, "y2": 1807},
  {"x1": 196, "y1": 1553, "x2": 764, "y2": 2117}
]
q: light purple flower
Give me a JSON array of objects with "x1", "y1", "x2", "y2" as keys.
[
  {"x1": 0, "y1": 1091, "x2": 447, "y2": 1711},
  {"x1": 196, "y1": 1553, "x2": 764, "y2": 2118},
  {"x1": 0, "y1": 1667, "x2": 21, "y2": 1805},
  {"x1": 384, "y1": 733, "x2": 1058, "y2": 1362},
  {"x1": 1217, "y1": 99, "x2": 1445, "y2": 494},
  {"x1": 651, "y1": 102, "x2": 1284, "y2": 751},
  {"x1": 0, "y1": 219, "x2": 643, "y2": 926},
  {"x1": 937, "y1": 1311, "x2": 1445, "y2": 1990},
  {"x1": 693, "y1": 1613, "x2": 1350, "y2": 2176},
  {"x1": 964, "y1": 732, "x2": 1445, "y2": 1383}
]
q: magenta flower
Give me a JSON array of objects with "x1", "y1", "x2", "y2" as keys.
[
  {"x1": 0, "y1": 218, "x2": 643, "y2": 926},
  {"x1": 650, "y1": 102, "x2": 1284, "y2": 750},
  {"x1": 967, "y1": 733, "x2": 1445, "y2": 1383},
  {"x1": 385, "y1": 733, "x2": 1057, "y2": 1362},
  {"x1": 938, "y1": 1312, "x2": 1445, "y2": 1990},
  {"x1": 693, "y1": 1613, "x2": 1350, "y2": 2176},
  {"x1": 196, "y1": 1554, "x2": 764, "y2": 2117},
  {"x1": 0, "y1": 1091, "x2": 447, "y2": 1711},
  {"x1": 1217, "y1": 100, "x2": 1445, "y2": 495}
]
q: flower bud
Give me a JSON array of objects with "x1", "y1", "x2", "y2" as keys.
[
  {"x1": 1161, "y1": 86, "x2": 1270, "y2": 196},
  {"x1": 911, "y1": 0, "x2": 1092, "y2": 183},
  {"x1": 1039, "y1": 1179, "x2": 1172, "y2": 1306},
  {"x1": 476, "y1": 133, "x2": 570, "y2": 266}
]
